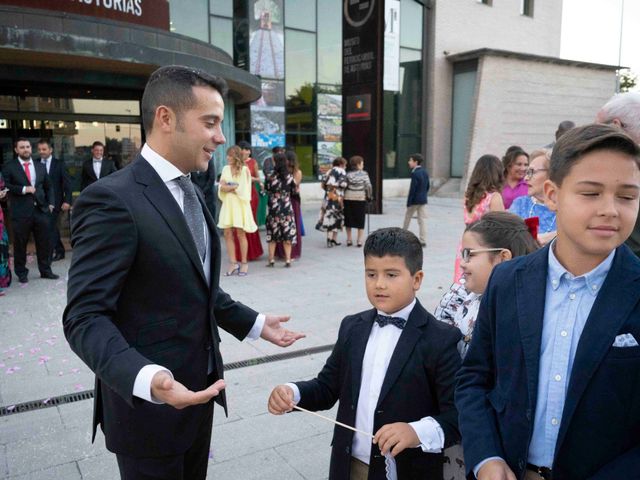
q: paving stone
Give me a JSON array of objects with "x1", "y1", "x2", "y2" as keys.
[
  {"x1": 0, "y1": 407, "x2": 63, "y2": 445},
  {"x1": 77, "y1": 453, "x2": 119, "y2": 480},
  {"x1": 275, "y1": 431, "x2": 333, "y2": 480},
  {"x1": 6, "y1": 462, "x2": 81, "y2": 480},
  {"x1": 207, "y1": 448, "x2": 305, "y2": 480}
]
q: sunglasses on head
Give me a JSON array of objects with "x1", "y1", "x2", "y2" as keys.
[{"x1": 461, "y1": 248, "x2": 506, "y2": 263}]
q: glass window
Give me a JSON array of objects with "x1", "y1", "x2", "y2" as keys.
[
  {"x1": 169, "y1": 0, "x2": 208, "y2": 42},
  {"x1": 400, "y1": 0, "x2": 423, "y2": 50},
  {"x1": 317, "y1": 0, "x2": 342, "y2": 85},
  {"x1": 284, "y1": 0, "x2": 316, "y2": 31},
  {"x1": 285, "y1": 30, "x2": 316, "y2": 98},
  {"x1": 209, "y1": 0, "x2": 233, "y2": 17},
  {"x1": 521, "y1": 0, "x2": 534, "y2": 17},
  {"x1": 210, "y1": 17, "x2": 234, "y2": 56}
]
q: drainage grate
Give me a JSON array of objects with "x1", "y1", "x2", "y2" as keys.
[{"x1": 0, "y1": 343, "x2": 334, "y2": 417}]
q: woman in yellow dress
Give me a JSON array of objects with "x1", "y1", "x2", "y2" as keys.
[{"x1": 218, "y1": 145, "x2": 257, "y2": 276}]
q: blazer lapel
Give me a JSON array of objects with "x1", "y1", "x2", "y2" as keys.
[
  {"x1": 349, "y1": 311, "x2": 376, "y2": 408},
  {"x1": 515, "y1": 246, "x2": 549, "y2": 409},
  {"x1": 376, "y1": 301, "x2": 428, "y2": 407},
  {"x1": 99, "y1": 160, "x2": 109, "y2": 179},
  {"x1": 134, "y1": 157, "x2": 207, "y2": 286},
  {"x1": 556, "y1": 246, "x2": 640, "y2": 452}
]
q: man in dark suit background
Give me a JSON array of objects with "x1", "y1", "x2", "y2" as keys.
[
  {"x1": 63, "y1": 65, "x2": 304, "y2": 480},
  {"x1": 80, "y1": 140, "x2": 117, "y2": 191},
  {"x1": 190, "y1": 157, "x2": 216, "y2": 218},
  {"x1": 37, "y1": 138, "x2": 71, "y2": 261},
  {"x1": 2, "y1": 138, "x2": 59, "y2": 283},
  {"x1": 402, "y1": 153, "x2": 430, "y2": 247}
]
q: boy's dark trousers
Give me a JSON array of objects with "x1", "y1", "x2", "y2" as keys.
[
  {"x1": 457, "y1": 244, "x2": 640, "y2": 480},
  {"x1": 295, "y1": 301, "x2": 461, "y2": 480}
]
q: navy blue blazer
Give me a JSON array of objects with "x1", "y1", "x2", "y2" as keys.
[
  {"x1": 456, "y1": 244, "x2": 640, "y2": 480},
  {"x1": 295, "y1": 300, "x2": 461, "y2": 480},
  {"x1": 407, "y1": 166, "x2": 429, "y2": 206}
]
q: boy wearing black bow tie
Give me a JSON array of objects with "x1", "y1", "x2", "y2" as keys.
[{"x1": 268, "y1": 227, "x2": 461, "y2": 479}]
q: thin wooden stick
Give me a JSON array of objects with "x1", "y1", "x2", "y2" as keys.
[{"x1": 293, "y1": 405, "x2": 374, "y2": 438}]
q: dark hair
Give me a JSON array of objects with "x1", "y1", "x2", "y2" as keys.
[
  {"x1": 466, "y1": 211, "x2": 539, "y2": 258},
  {"x1": 409, "y1": 153, "x2": 423, "y2": 165},
  {"x1": 364, "y1": 227, "x2": 422, "y2": 275},
  {"x1": 273, "y1": 152, "x2": 289, "y2": 181},
  {"x1": 272, "y1": 146, "x2": 283, "y2": 154},
  {"x1": 14, "y1": 137, "x2": 30, "y2": 147},
  {"x1": 333, "y1": 157, "x2": 347, "y2": 167},
  {"x1": 556, "y1": 120, "x2": 576, "y2": 140},
  {"x1": 550, "y1": 123, "x2": 640, "y2": 185},
  {"x1": 92, "y1": 141, "x2": 104, "y2": 149},
  {"x1": 238, "y1": 140, "x2": 251, "y2": 152},
  {"x1": 37, "y1": 138, "x2": 52, "y2": 147},
  {"x1": 141, "y1": 65, "x2": 228, "y2": 134},
  {"x1": 285, "y1": 150, "x2": 299, "y2": 174},
  {"x1": 348, "y1": 155, "x2": 364, "y2": 171},
  {"x1": 465, "y1": 155, "x2": 504, "y2": 213},
  {"x1": 502, "y1": 148, "x2": 529, "y2": 175}
]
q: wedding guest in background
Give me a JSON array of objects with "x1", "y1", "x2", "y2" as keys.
[
  {"x1": 276, "y1": 150, "x2": 303, "y2": 260},
  {"x1": 344, "y1": 155, "x2": 372, "y2": 248},
  {"x1": 234, "y1": 140, "x2": 263, "y2": 261},
  {"x1": 501, "y1": 147, "x2": 529, "y2": 209},
  {"x1": 80, "y1": 141, "x2": 117, "y2": 191},
  {"x1": 402, "y1": 153, "x2": 429, "y2": 247},
  {"x1": 265, "y1": 153, "x2": 297, "y2": 267},
  {"x1": 320, "y1": 157, "x2": 348, "y2": 247}
]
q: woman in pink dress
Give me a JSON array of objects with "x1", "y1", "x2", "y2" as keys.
[
  {"x1": 453, "y1": 154, "x2": 505, "y2": 283},
  {"x1": 500, "y1": 146, "x2": 529, "y2": 209}
]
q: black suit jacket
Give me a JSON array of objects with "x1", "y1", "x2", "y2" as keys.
[
  {"x1": 63, "y1": 154, "x2": 258, "y2": 458},
  {"x1": 81, "y1": 157, "x2": 117, "y2": 191},
  {"x1": 295, "y1": 301, "x2": 461, "y2": 480},
  {"x1": 456, "y1": 244, "x2": 640, "y2": 480},
  {"x1": 43, "y1": 157, "x2": 72, "y2": 210},
  {"x1": 2, "y1": 158, "x2": 54, "y2": 218},
  {"x1": 191, "y1": 158, "x2": 216, "y2": 217}
]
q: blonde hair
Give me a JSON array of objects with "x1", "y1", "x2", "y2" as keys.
[
  {"x1": 529, "y1": 148, "x2": 551, "y2": 168},
  {"x1": 227, "y1": 145, "x2": 244, "y2": 173}
]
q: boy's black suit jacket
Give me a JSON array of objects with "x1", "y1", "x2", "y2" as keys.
[
  {"x1": 295, "y1": 300, "x2": 461, "y2": 480},
  {"x1": 63, "y1": 155, "x2": 257, "y2": 458},
  {"x1": 2, "y1": 158, "x2": 54, "y2": 218},
  {"x1": 80, "y1": 157, "x2": 117, "y2": 191},
  {"x1": 456, "y1": 244, "x2": 640, "y2": 480}
]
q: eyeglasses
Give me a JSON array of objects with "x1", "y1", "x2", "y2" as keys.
[
  {"x1": 525, "y1": 168, "x2": 549, "y2": 178},
  {"x1": 461, "y1": 248, "x2": 506, "y2": 263}
]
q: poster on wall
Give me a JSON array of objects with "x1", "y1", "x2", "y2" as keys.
[
  {"x1": 317, "y1": 93, "x2": 343, "y2": 175},
  {"x1": 251, "y1": 79, "x2": 285, "y2": 149},
  {"x1": 249, "y1": 0, "x2": 284, "y2": 79}
]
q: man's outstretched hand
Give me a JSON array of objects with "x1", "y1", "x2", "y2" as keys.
[
  {"x1": 260, "y1": 315, "x2": 305, "y2": 347},
  {"x1": 151, "y1": 371, "x2": 225, "y2": 409}
]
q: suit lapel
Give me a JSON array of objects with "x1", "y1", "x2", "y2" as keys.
[
  {"x1": 194, "y1": 185, "x2": 220, "y2": 296},
  {"x1": 516, "y1": 247, "x2": 549, "y2": 409},
  {"x1": 134, "y1": 157, "x2": 207, "y2": 286},
  {"x1": 376, "y1": 301, "x2": 428, "y2": 407},
  {"x1": 556, "y1": 246, "x2": 640, "y2": 452},
  {"x1": 349, "y1": 311, "x2": 376, "y2": 408},
  {"x1": 99, "y1": 160, "x2": 108, "y2": 179}
]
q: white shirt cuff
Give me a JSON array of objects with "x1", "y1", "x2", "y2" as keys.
[
  {"x1": 246, "y1": 314, "x2": 265, "y2": 340},
  {"x1": 285, "y1": 382, "x2": 301, "y2": 404},
  {"x1": 474, "y1": 457, "x2": 505, "y2": 478},
  {"x1": 22, "y1": 186, "x2": 26, "y2": 194},
  {"x1": 408, "y1": 416, "x2": 445, "y2": 453},
  {"x1": 133, "y1": 364, "x2": 173, "y2": 404}
]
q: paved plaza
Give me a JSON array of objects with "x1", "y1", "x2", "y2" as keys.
[{"x1": 0, "y1": 196, "x2": 463, "y2": 480}]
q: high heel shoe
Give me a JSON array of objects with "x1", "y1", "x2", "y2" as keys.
[
  {"x1": 327, "y1": 238, "x2": 333, "y2": 248},
  {"x1": 266, "y1": 259, "x2": 275, "y2": 267},
  {"x1": 346, "y1": 241, "x2": 353, "y2": 246},
  {"x1": 238, "y1": 263, "x2": 249, "y2": 276},
  {"x1": 330, "y1": 239, "x2": 341, "y2": 246},
  {"x1": 224, "y1": 263, "x2": 240, "y2": 276},
  {"x1": 285, "y1": 260, "x2": 291, "y2": 268}
]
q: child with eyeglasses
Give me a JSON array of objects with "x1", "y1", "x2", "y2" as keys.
[{"x1": 435, "y1": 211, "x2": 538, "y2": 480}]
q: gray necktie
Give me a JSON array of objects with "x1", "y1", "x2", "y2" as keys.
[{"x1": 175, "y1": 175, "x2": 206, "y2": 262}]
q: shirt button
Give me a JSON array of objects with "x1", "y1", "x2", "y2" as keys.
[
  {"x1": 569, "y1": 293, "x2": 576, "y2": 300},
  {"x1": 561, "y1": 330, "x2": 568, "y2": 337},
  {"x1": 554, "y1": 374, "x2": 561, "y2": 381},
  {"x1": 551, "y1": 418, "x2": 559, "y2": 426},
  {"x1": 552, "y1": 280, "x2": 558, "y2": 286}
]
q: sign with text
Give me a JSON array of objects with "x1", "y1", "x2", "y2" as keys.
[
  {"x1": 3, "y1": 0, "x2": 170, "y2": 30},
  {"x1": 342, "y1": 0, "x2": 384, "y2": 213},
  {"x1": 383, "y1": 0, "x2": 400, "y2": 91}
]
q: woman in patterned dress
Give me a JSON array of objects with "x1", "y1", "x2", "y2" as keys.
[
  {"x1": 320, "y1": 157, "x2": 348, "y2": 247},
  {"x1": 0, "y1": 173, "x2": 11, "y2": 295},
  {"x1": 265, "y1": 153, "x2": 297, "y2": 267}
]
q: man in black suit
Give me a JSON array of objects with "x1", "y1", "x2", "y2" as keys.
[
  {"x1": 37, "y1": 139, "x2": 72, "y2": 261},
  {"x1": 2, "y1": 138, "x2": 59, "y2": 283},
  {"x1": 80, "y1": 141, "x2": 117, "y2": 191},
  {"x1": 63, "y1": 66, "x2": 304, "y2": 480}
]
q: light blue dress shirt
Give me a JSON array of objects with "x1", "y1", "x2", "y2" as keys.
[{"x1": 527, "y1": 244, "x2": 615, "y2": 467}]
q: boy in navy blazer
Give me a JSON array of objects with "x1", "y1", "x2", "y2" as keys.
[
  {"x1": 456, "y1": 124, "x2": 640, "y2": 480},
  {"x1": 402, "y1": 154, "x2": 429, "y2": 247},
  {"x1": 268, "y1": 228, "x2": 461, "y2": 479}
]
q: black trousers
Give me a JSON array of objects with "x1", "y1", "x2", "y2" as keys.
[
  {"x1": 12, "y1": 209, "x2": 52, "y2": 278},
  {"x1": 116, "y1": 400, "x2": 214, "y2": 480},
  {"x1": 47, "y1": 209, "x2": 65, "y2": 259}
]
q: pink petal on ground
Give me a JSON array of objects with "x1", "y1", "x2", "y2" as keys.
[
  {"x1": 71, "y1": 368, "x2": 80, "y2": 374},
  {"x1": 6, "y1": 368, "x2": 14, "y2": 374},
  {"x1": 51, "y1": 335, "x2": 58, "y2": 339},
  {"x1": 208, "y1": 450, "x2": 214, "y2": 459},
  {"x1": 13, "y1": 366, "x2": 20, "y2": 371},
  {"x1": 62, "y1": 359, "x2": 68, "y2": 363},
  {"x1": 0, "y1": 363, "x2": 4, "y2": 368},
  {"x1": 7, "y1": 310, "x2": 15, "y2": 315},
  {"x1": 58, "y1": 371, "x2": 64, "y2": 376},
  {"x1": 43, "y1": 397, "x2": 51, "y2": 404},
  {"x1": 6, "y1": 405, "x2": 15, "y2": 411},
  {"x1": 74, "y1": 384, "x2": 84, "y2": 390},
  {"x1": 18, "y1": 352, "x2": 23, "y2": 357}
]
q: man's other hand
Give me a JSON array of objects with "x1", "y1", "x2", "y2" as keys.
[{"x1": 150, "y1": 371, "x2": 225, "y2": 409}]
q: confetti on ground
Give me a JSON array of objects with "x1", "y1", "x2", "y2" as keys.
[
  {"x1": 43, "y1": 397, "x2": 51, "y2": 404},
  {"x1": 208, "y1": 450, "x2": 214, "y2": 459},
  {"x1": 74, "y1": 384, "x2": 84, "y2": 391},
  {"x1": 71, "y1": 368, "x2": 80, "y2": 374},
  {"x1": 38, "y1": 356, "x2": 52, "y2": 364},
  {"x1": 6, "y1": 405, "x2": 15, "y2": 411},
  {"x1": 58, "y1": 371, "x2": 64, "y2": 376}
]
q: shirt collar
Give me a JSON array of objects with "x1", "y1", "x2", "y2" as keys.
[
  {"x1": 376, "y1": 298, "x2": 416, "y2": 321},
  {"x1": 20, "y1": 158, "x2": 32, "y2": 165},
  {"x1": 93, "y1": 157, "x2": 102, "y2": 162},
  {"x1": 547, "y1": 240, "x2": 615, "y2": 296},
  {"x1": 142, "y1": 143, "x2": 187, "y2": 183},
  {"x1": 42, "y1": 156, "x2": 52, "y2": 163}
]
